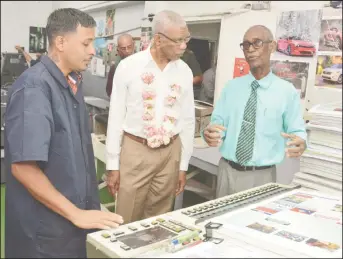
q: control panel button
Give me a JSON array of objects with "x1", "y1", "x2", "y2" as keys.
[
  {"x1": 114, "y1": 231, "x2": 125, "y2": 236},
  {"x1": 110, "y1": 237, "x2": 117, "y2": 242},
  {"x1": 140, "y1": 223, "x2": 150, "y2": 228},
  {"x1": 101, "y1": 232, "x2": 111, "y2": 238},
  {"x1": 156, "y1": 218, "x2": 165, "y2": 223},
  {"x1": 120, "y1": 245, "x2": 131, "y2": 251},
  {"x1": 128, "y1": 226, "x2": 137, "y2": 231},
  {"x1": 151, "y1": 221, "x2": 158, "y2": 225}
]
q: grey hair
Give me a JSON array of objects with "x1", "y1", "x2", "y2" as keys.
[
  {"x1": 244, "y1": 25, "x2": 274, "y2": 41},
  {"x1": 117, "y1": 33, "x2": 133, "y2": 44},
  {"x1": 152, "y1": 10, "x2": 187, "y2": 34}
]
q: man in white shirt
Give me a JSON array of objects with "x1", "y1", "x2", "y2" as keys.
[{"x1": 105, "y1": 10, "x2": 195, "y2": 223}]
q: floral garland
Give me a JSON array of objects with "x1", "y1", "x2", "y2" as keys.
[{"x1": 141, "y1": 72, "x2": 181, "y2": 148}]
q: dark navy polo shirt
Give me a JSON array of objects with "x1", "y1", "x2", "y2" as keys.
[{"x1": 4, "y1": 55, "x2": 100, "y2": 258}]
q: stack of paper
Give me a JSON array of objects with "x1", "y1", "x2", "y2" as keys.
[{"x1": 293, "y1": 102, "x2": 342, "y2": 196}]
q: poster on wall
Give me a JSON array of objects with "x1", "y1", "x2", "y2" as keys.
[
  {"x1": 318, "y1": 18, "x2": 342, "y2": 52},
  {"x1": 270, "y1": 60, "x2": 309, "y2": 99},
  {"x1": 232, "y1": 58, "x2": 309, "y2": 99},
  {"x1": 133, "y1": 37, "x2": 141, "y2": 53},
  {"x1": 140, "y1": 27, "x2": 152, "y2": 51},
  {"x1": 29, "y1": 26, "x2": 47, "y2": 53},
  {"x1": 91, "y1": 56, "x2": 106, "y2": 77},
  {"x1": 233, "y1": 58, "x2": 250, "y2": 78},
  {"x1": 105, "y1": 9, "x2": 115, "y2": 36},
  {"x1": 94, "y1": 38, "x2": 107, "y2": 58},
  {"x1": 275, "y1": 10, "x2": 322, "y2": 58},
  {"x1": 315, "y1": 55, "x2": 342, "y2": 89},
  {"x1": 102, "y1": 43, "x2": 117, "y2": 68},
  {"x1": 95, "y1": 19, "x2": 105, "y2": 37}
]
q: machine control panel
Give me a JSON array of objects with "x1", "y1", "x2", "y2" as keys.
[{"x1": 87, "y1": 216, "x2": 203, "y2": 258}]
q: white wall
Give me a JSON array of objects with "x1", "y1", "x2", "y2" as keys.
[
  {"x1": 52, "y1": 1, "x2": 108, "y2": 9},
  {"x1": 53, "y1": 1, "x2": 145, "y2": 42},
  {"x1": 144, "y1": 1, "x2": 244, "y2": 18},
  {"x1": 1, "y1": 1, "x2": 53, "y2": 53},
  {"x1": 215, "y1": 5, "x2": 342, "y2": 113}
]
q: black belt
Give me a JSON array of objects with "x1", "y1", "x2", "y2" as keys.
[{"x1": 224, "y1": 158, "x2": 274, "y2": 171}]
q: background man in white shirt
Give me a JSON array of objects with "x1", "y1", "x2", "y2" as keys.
[{"x1": 105, "y1": 10, "x2": 195, "y2": 223}]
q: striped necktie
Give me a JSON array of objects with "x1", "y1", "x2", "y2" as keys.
[{"x1": 235, "y1": 80, "x2": 260, "y2": 165}]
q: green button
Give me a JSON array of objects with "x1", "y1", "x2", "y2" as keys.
[{"x1": 101, "y1": 232, "x2": 111, "y2": 238}]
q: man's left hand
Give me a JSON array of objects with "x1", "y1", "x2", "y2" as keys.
[
  {"x1": 281, "y1": 132, "x2": 306, "y2": 158},
  {"x1": 176, "y1": 171, "x2": 187, "y2": 196}
]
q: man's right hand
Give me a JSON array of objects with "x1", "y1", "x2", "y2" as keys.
[
  {"x1": 106, "y1": 170, "x2": 120, "y2": 196},
  {"x1": 15, "y1": 45, "x2": 23, "y2": 52},
  {"x1": 203, "y1": 124, "x2": 226, "y2": 147},
  {"x1": 70, "y1": 209, "x2": 124, "y2": 230}
]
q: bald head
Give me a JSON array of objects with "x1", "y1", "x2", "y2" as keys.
[
  {"x1": 241, "y1": 25, "x2": 276, "y2": 78},
  {"x1": 117, "y1": 33, "x2": 133, "y2": 46},
  {"x1": 152, "y1": 10, "x2": 187, "y2": 35},
  {"x1": 117, "y1": 33, "x2": 134, "y2": 59},
  {"x1": 243, "y1": 25, "x2": 274, "y2": 42}
]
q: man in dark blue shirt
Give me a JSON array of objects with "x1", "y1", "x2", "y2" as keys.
[{"x1": 5, "y1": 8, "x2": 123, "y2": 258}]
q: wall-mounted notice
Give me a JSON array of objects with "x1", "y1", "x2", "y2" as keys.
[
  {"x1": 319, "y1": 18, "x2": 342, "y2": 53},
  {"x1": 140, "y1": 27, "x2": 152, "y2": 51},
  {"x1": 106, "y1": 9, "x2": 115, "y2": 36},
  {"x1": 91, "y1": 56, "x2": 106, "y2": 77},
  {"x1": 270, "y1": 60, "x2": 310, "y2": 99},
  {"x1": 275, "y1": 9, "x2": 323, "y2": 59},
  {"x1": 29, "y1": 26, "x2": 47, "y2": 53},
  {"x1": 315, "y1": 55, "x2": 342, "y2": 89},
  {"x1": 233, "y1": 58, "x2": 250, "y2": 78},
  {"x1": 95, "y1": 19, "x2": 105, "y2": 37}
]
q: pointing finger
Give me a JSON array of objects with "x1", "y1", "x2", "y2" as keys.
[
  {"x1": 285, "y1": 147, "x2": 301, "y2": 153},
  {"x1": 287, "y1": 140, "x2": 299, "y2": 146},
  {"x1": 281, "y1": 132, "x2": 297, "y2": 140},
  {"x1": 212, "y1": 125, "x2": 226, "y2": 131}
]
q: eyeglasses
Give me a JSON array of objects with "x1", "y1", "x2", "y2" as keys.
[
  {"x1": 158, "y1": 32, "x2": 191, "y2": 45},
  {"x1": 118, "y1": 45, "x2": 133, "y2": 51},
  {"x1": 240, "y1": 39, "x2": 272, "y2": 50}
]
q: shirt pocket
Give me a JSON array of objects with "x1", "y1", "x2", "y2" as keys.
[{"x1": 261, "y1": 107, "x2": 283, "y2": 136}]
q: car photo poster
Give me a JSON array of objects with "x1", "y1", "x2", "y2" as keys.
[
  {"x1": 275, "y1": 10, "x2": 323, "y2": 59},
  {"x1": 270, "y1": 60, "x2": 310, "y2": 100},
  {"x1": 319, "y1": 18, "x2": 342, "y2": 52},
  {"x1": 315, "y1": 55, "x2": 342, "y2": 89}
]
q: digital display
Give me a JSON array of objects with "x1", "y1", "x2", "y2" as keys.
[{"x1": 117, "y1": 226, "x2": 177, "y2": 249}]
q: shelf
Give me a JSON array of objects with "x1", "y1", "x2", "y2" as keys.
[{"x1": 95, "y1": 34, "x2": 115, "y2": 39}]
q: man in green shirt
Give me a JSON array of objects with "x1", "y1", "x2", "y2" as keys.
[{"x1": 181, "y1": 48, "x2": 203, "y2": 100}]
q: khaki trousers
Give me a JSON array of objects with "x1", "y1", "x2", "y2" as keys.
[
  {"x1": 216, "y1": 158, "x2": 277, "y2": 198},
  {"x1": 116, "y1": 135, "x2": 181, "y2": 223}
]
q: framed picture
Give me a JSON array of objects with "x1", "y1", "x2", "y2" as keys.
[{"x1": 29, "y1": 26, "x2": 47, "y2": 53}]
